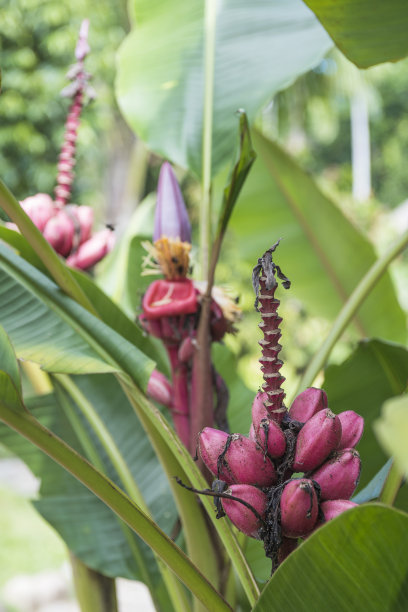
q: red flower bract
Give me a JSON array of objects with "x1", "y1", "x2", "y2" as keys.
[{"x1": 142, "y1": 279, "x2": 198, "y2": 319}]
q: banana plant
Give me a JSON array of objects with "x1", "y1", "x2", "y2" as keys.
[{"x1": 1, "y1": 1, "x2": 408, "y2": 611}]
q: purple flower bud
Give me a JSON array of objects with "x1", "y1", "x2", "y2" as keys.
[
  {"x1": 66, "y1": 228, "x2": 115, "y2": 269},
  {"x1": 154, "y1": 162, "x2": 191, "y2": 243},
  {"x1": 310, "y1": 448, "x2": 361, "y2": 500},
  {"x1": 320, "y1": 499, "x2": 358, "y2": 522},
  {"x1": 280, "y1": 478, "x2": 318, "y2": 538},
  {"x1": 221, "y1": 484, "x2": 267, "y2": 538},
  {"x1": 198, "y1": 428, "x2": 277, "y2": 487},
  {"x1": 337, "y1": 411, "x2": 364, "y2": 449},
  {"x1": 147, "y1": 369, "x2": 173, "y2": 408},
  {"x1": 251, "y1": 393, "x2": 286, "y2": 458},
  {"x1": 289, "y1": 387, "x2": 328, "y2": 423},
  {"x1": 293, "y1": 409, "x2": 342, "y2": 472}
]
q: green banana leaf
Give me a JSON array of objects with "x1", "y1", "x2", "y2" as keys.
[
  {"x1": 0, "y1": 386, "x2": 176, "y2": 585},
  {"x1": 323, "y1": 339, "x2": 408, "y2": 507},
  {"x1": 253, "y1": 504, "x2": 408, "y2": 611},
  {"x1": 303, "y1": 0, "x2": 408, "y2": 68},
  {"x1": 0, "y1": 242, "x2": 154, "y2": 385},
  {"x1": 227, "y1": 131, "x2": 406, "y2": 343},
  {"x1": 116, "y1": 0, "x2": 332, "y2": 177}
]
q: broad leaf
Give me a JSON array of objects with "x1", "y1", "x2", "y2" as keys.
[
  {"x1": 0, "y1": 324, "x2": 21, "y2": 396},
  {"x1": 303, "y1": 0, "x2": 408, "y2": 68},
  {"x1": 323, "y1": 339, "x2": 408, "y2": 506},
  {"x1": 229, "y1": 131, "x2": 406, "y2": 342},
  {"x1": 253, "y1": 504, "x2": 408, "y2": 611},
  {"x1": 0, "y1": 225, "x2": 168, "y2": 374},
  {"x1": 116, "y1": 0, "x2": 332, "y2": 176},
  {"x1": 375, "y1": 395, "x2": 408, "y2": 477},
  {"x1": 0, "y1": 243, "x2": 257, "y2": 601},
  {"x1": 0, "y1": 243, "x2": 154, "y2": 386},
  {"x1": 0, "y1": 380, "x2": 177, "y2": 587}
]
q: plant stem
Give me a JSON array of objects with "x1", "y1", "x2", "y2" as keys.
[
  {"x1": 0, "y1": 179, "x2": 96, "y2": 315},
  {"x1": 123, "y1": 382, "x2": 260, "y2": 607},
  {"x1": 200, "y1": 0, "x2": 217, "y2": 279},
  {"x1": 379, "y1": 461, "x2": 404, "y2": 506},
  {"x1": 54, "y1": 374, "x2": 190, "y2": 612},
  {"x1": 167, "y1": 346, "x2": 191, "y2": 449},
  {"x1": 296, "y1": 228, "x2": 408, "y2": 394},
  {"x1": 20, "y1": 366, "x2": 121, "y2": 612},
  {"x1": 0, "y1": 403, "x2": 232, "y2": 612},
  {"x1": 55, "y1": 384, "x2": 163, "y2": 611},
  {"x1": 70, "y1": 553, "x2": 118, "y2": 612},
  {"x1": 121, "y1": 383, "x2": 221, "y2": 594}
]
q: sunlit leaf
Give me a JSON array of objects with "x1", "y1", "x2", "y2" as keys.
[
  {"x1": 0, "y1": 243, "x2": 154, "y2": 386},
  {"x1": 116, "y1": 0, "x2": 332, "y2": 176}
]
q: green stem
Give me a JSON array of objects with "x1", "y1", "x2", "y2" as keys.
[
  {"x1": 70, "y1": 553, "x2": 118, "y2": 612},
  {"x1": 56, "y1": 384, "x2": 162, "y2": 610},
  {"x1": 54, "y1": 375, "x2": 190, "y2": 612},
  {"x1": 379, "y1": 461, "x2": 404, "y2": 506},
  {"x1": 296, "y1": 228, "x2": 408, "y2": 394},
  {"x1": 121, "y1": 383, "x2": 221, "y2": 595},
  {"x1": 0, "y1": 179, "x2": 96, "y2": 315},
  {"x1": 200, "y1": 0, "x2": 217, "y2": 279},
  {"x1": 21, "y1": 366, "x2": 121, "y2": 612},
  {"x1": 0, "y1": 404, "x2": 232, "y2": 612},
  {"x1": 122, "y1": 382, "x2": 260, "y2": 607}
]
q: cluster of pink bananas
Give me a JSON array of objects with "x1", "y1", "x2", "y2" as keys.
[
  {"x1": 142, "y1": 162, "x2": 240, "y2": 450},
  {"x1": 7, "y1": 193, "x2": 114, "y2": 270},
  {"x1": 198, "y1": 388, "x2": 363, "y2": 563},
  {"x1": 194, "y1": 245, "x2": 363, "y2": 569},
  {"x1": 6, "y1": 21, "x2": 114, "y2": 270}
]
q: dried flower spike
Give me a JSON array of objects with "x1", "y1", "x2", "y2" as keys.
[{"x1": 252, "y1": 242, "x2": 290, "y2": 424}]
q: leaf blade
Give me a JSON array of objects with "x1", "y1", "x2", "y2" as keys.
[
  {"x1": 253, "y1": 504, "x2": 408, "y2": 611},
  {"x1": 303, "y1": 0, "x2": 408, "y2": 68},
  {"x1": 116, "y1": 0, "x2": 332, "y2": 176}
]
